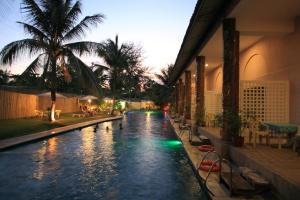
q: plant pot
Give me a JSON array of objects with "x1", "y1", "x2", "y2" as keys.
[{"x1": 232, "y1": 136, "x2": 244, "y2": 147}]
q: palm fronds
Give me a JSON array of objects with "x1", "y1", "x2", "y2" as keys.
[
  {"x1": 63, "y1": 14, "x2": 104, "y2": 41},
  {"x1": 1, "y1": 0, "x2": 104, "y2": 90},
  {"x1": 0, "y1": 39, "x2": 46, "y2": 65}
]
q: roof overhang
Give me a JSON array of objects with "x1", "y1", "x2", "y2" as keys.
[{"x1": 171, "y1": 0, "x2": 240, "y2": 83}]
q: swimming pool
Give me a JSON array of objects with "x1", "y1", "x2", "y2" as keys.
[{"x1": 0, "y1": 111, "x2": 208, "y2": 200}]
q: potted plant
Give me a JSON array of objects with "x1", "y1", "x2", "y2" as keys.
[
  {"x1": 214, "y1": 113, "x2": 224, "y2": 137},
  {"x1": 224, "y1": 111, "x2": 244, "y2": 147},
  {"x1": 214, "y1": 113, "x2": 223, "y2": 127},
  {"x1": 196, "y1": 110, "x2": 206, "y2": 127}
]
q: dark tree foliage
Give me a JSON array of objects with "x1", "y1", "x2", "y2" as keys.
[
  {"x1": 146, "y1": 64, "x2": 175, "y2": 106},
  {"x1": 0, "y1": 69, "x2": 9, "y2": 85},
  {"x1": 97, "y1": 35, "x2": 146, "y2": 100}
]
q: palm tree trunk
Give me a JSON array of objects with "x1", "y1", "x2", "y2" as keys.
[
  {"x1": 50, "y1": 57, "x2": 57, "y2": 122},
  {"x1": 50, "y1": 90, "x2": 56, "y2": 121}
]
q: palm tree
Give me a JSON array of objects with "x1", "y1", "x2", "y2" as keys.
[
  {"x1": 97, "y1": 35, "x2": 142, "y2": 112},
  {"x1": 155, "y1": 64, "x2": 174, "y2": 88},
  {"x1": 149, "y1": 64, "x2": 175, "y2": 106},
  {"x1": 0, "y1": 0, "x2": 104, "y2": 121},
  {"x1": 90, "y1": 62, "x2": 109, "y2": 89}
]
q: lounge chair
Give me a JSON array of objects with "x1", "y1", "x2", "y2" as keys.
[
  {"x1": 80, "y1": 105, "x2": 94, "y2": 116},
  {"x1": 178, "y1": 118, "x2": 192, "y2": 140},
  {"x1": 72, "y1": 113, "x2": 86, "y2": 118},
  {"x1": 34, "y1": 110, "x2": 47, "y2": 119},
  {"x1": 174, "y1": 115, "x2": 183, "y2": 123},
  {"x1": 71, "y1": 106, "x2": 89, "y2": 118},
  {"x1": 34, "y1": 110, "x2": 42, "y2": 118}
]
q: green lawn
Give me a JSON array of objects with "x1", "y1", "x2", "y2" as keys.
[{"x1": 0, "y1": 113, "x2": 111, "y2": 140}]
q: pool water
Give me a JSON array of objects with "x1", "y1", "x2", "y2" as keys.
[{"x1": 0, "y1": 111, "x2": 208, "y2": 200}]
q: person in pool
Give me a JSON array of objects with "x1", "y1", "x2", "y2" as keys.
[{"x1": 119, "y1": 123, "x2": 123, "y2": 130}]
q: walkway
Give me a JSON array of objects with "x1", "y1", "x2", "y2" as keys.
[
  {"x1": 169, "y1": 118, "x2": 279, "y2": 200},
  {"x1": 231, "y1": 144, "x2": 300, "y2": 200},
  {"x1": 0, "y1": 115, "x2": 123, "y2": 151},
  {"x1": 199, "y1": 127, "x2": 300, "y2": 200}
]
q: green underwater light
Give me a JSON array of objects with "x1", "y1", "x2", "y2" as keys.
[
  {"x1": 145, "y1": 111, "x2": 154, "y2": 115},
  {"x1": 162, "y1": 140, "x2": 182, "y2": 148}
]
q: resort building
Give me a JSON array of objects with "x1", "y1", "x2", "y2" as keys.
[{"x1": 171, "y1": 0, "x2": 300, "y2": 199}]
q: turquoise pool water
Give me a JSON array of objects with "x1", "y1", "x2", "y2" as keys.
[{"x1": 0, "y1": 111, "x2": 208, "y2": 200}]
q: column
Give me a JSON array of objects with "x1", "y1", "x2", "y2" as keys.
[
  {"x1": 178, "y1": 78, "x2": 184, "y2": 116},
  {"x1": 222, "y1": 18, "x2": 240, "y2": 141},
  {"x1": 196, "y1": 56, "x2": 205, "y2": 126},
  {"x1": 184, "y1": 71, "x2": 191, "y2": 120},
  {"x1": 181, "y1": 82, "x2": 185, "y2": 116},
  {"x1": 175, "y1": 83, "x2": 179, "y2": 113}
]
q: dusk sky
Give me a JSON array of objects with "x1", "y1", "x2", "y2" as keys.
[{"x1": 0, "y1": 0, "x2": 197, "y2": 75}]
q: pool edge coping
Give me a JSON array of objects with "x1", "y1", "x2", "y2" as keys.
[
  {"x1": 167, "y1": 115, "x2": 212, "y2": 200},
  {"x1": 0, "y1": 115, "x2": 123, "y2": 151}
]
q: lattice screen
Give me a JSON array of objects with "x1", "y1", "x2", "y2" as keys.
[
  {"x1": 204, "y1": 91, "x2": 223, "y2": 115},
  {"x1": 239, "y1": 81, "x2": 289, "y2": 123}
]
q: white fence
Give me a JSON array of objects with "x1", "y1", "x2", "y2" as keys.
[
  {"x1": 239, "y1": 80, "x2": 289, "y2": 123},
  {"x1": 204, "y1": 91, "x2": 223, "y2": 115}
]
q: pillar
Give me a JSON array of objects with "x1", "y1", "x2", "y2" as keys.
[
  {"x1": 184, "y1": 71, "x2": 191, "y2": 120},
  {"x1": 196, "y1": 56, "x2": 205, "y2": 126},
  {"x1": 178, "y1": 79, "x2": 184, "y2": 115},
  {"x1": 181, "y1": 82, "x2": 185, "y2": 116},
  {"x1": 175, "y1": 83, "x2": 179, "y2": 113},
  {"x1": 222, "y1": 18, "x2": 240, "y2": 141}
]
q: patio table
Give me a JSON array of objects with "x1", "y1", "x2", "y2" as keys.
[{"x1": 263, "y1": 122, "x2": 298, "y2": 149}]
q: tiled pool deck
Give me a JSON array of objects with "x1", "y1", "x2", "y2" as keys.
[
  {"x1": 0, "y1": 115, "x2": 123, "y2": 151},
  {"x1": 199, "y1": 127, "x2": 300, "y2": 200},
  {"x1": 169, "y1": 118, "x2": 277, "y2": 200}
]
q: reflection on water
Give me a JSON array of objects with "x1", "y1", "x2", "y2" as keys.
[
  {"x1": 32, "y1": 144, "x2": 46, "y2": 180},
  {"x1": 0, "y1": 111, "x2": 206, "y2": 200},
  {"x1": 32, "y1": 137, "x2": 58, "y2": 180},
  {"x1": 79, "y1": 123, "x2": 118, "y2": 197},
  {"x1": 80, "y1": 126, "x2": 98, "y2": 192},
  {"x1": 81, "y1": 126, "x2": 95, "y2": 166},
  {"x1": 98, "y1": 123, "x2": 114, "y2": 162},
  {"x1": 48, "y1": 137, "x2": 58, "y2": 158},
  {"x1": 145, "y1": 111, "x2": 152, "y2": 134}
]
